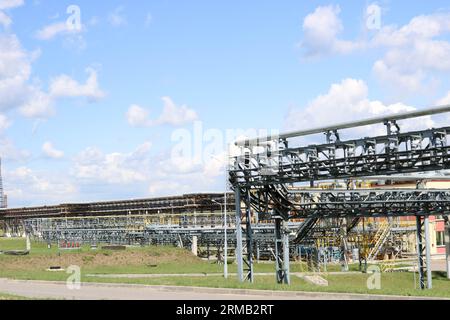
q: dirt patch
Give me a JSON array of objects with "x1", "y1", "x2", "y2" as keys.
[{"x1": 0, "y1": 247, "x2": 200, "y2": 272}]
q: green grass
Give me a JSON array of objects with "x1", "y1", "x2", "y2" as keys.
[
  {"x1": 81, "y1": 272, "x2": 450, "y2": 298},
  {"x1": 1, "y1": 237, "x2": 449, "y2": 298},
  {"x1": 0, "y1": 293, "x2": 29, "y2": 300}
]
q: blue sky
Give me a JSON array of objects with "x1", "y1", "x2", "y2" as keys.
[{"x1": 1, "y1": 0, "x2": 450, "y2": 206}]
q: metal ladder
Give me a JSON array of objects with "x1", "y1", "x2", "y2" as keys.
[{"x1": 367, "y1": 220, "x2": 392, "y2": 261}]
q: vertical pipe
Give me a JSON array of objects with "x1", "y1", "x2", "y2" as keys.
[
  {"x1": 424, "y1": 217, "x2": 433, "y2": 289},
  {"x1": 274, "y1": 218, "x2": 283, "y2": 283},
  {"x1": 416, "y1": 216, "x2": 425, "y2": 290},
  {"x1": 223, "y1": 176, "x2": 228, "y2": 279},
  {"x1": 282, "y1": 223, "x2": 291, "y2": 285},
  {"x1": 445, "y1": 224, "x2": 450, "y2": 280},
  {"x1": 234, "y1": 188, "x2": 244, "y2": 282},
  {"x1": 245, "y1": 188, "x2": 254, "y2": 283}
]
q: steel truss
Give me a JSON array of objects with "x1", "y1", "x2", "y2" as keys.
[
  {"x1": 24, "y1": 212, "x2": 302, "y2": 261},
  {"x1": 281, "y1": 189, "x2": 450, "y2": 219},
  {"x1": 229, "y1": 106, "x2": 450, "y2": 286},
  {"x1": 230, "y1": 127, "x2": 450, "y2": 188}
]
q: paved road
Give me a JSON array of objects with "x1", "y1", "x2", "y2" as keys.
[{"x1": 0, "y1": 278, "x2": 440, "y2": 300}]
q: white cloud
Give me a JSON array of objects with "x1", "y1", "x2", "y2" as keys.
[
  {"x1": 0, "y1": 138, "x2": 30, "y2": 161},
  {"x1": 35, "y1": 22, "x2": 86, "y2": 47},
  {"x1": 69, "y1": 139, "x2": 224, "y2": 199},
  {"x1": 0, "y1": 11, "x2": 11, "y2": 27},
  {"x1": 158, "y1": 96, "x2": 198, "y2": 126},
  {"x1": 300, "y1": 5, "x2": 364, "y2": 58},
  {"x1": 372, "y1": 60, "x2": 425, "y2": 95},
  {"x1": 0, "y1": 0, "x2": 23, "y2": 27},
  {"x1": 36, "y1": 22, "x2": 70, "y2": 40},
  {"x1": 371, "y1": 14, "x2": 450, "y2": 92},
  {"x1": 42, "y1": 142, "x2": 64, "y2": 159},
  {"x1": 437, "y1": 91, "x2": 450, "y2": 106},
  {"x1": 6, "y1": 166, "x2": 77, "y2": 205},
  {"x1": 73, "y1": 142, "x2": 152, "y2": 184},
  {"x1": 300, "y1": 7, "x2": 450, "y2": 95},
  {"x1": 19, "y1": 88, "x2": 54, "y2": 118},
  {"x1": 49, "y1": 68, "x2": 106, "y2": 101},
  {"x1": 108, "y1": 6, "x2": 127, "y2": 27},
  {"x1": 284, "y1": 78, "x2": 434, "y2": 139},
  {"x1": 127, "y1": 97, "x2": 198, "y2": 127},
  {"x1": 0, "y1": 0, "x2": 24, "y2": 10},
  {"x1": 0, "y1": 34, "x2": 32, "y2": 111},
  {"x1": 0, "y1": 114, "x2": 10, "y2": 131},
  {"x1": 0, "y1": 34, "x2": 104, "y2": 119},
  {"x1": 126, "y1": 104, "x2": 152, "y2": 127}
]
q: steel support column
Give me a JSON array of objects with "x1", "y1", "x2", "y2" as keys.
[
  {"x1": 416, "y1": 216, "x2": 426, "y2": 290},
  {"x1": 274, "y1": 216, "x2": 290, "y2": 284},
  {"x1": 282, "y1": 224, "x2": 290, "y2": 285},
  {"x1": 424, "y1": 217, "x2": 433, "y2": 289},
  {"x1": 274, "y1": 217, "x2": 283, "y2": 283},
  {"x1": 234, "y1": 188, "x2": 244, "y2": 282},
  {"x1": 244, "y1": 188, "x2": 254, "y2": 282},
  {"x1": 445, "y1": 223, "x2": 450, "y2": 280}
]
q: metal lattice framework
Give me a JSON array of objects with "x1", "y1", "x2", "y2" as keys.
[
  {"x1": 24, "y1": 213, "x2": 303, "y2": 260},
  {"x1": 229, "y1": 105, "x2": 450, "y2": 287},
  {"x1": 0, "y1": 193, "x2": 235, "y2": 236},
  {"x1": 267, "y1": 189, "x2": 450, "y2": 219},
  {"x1": 230, "y1": 127, "x2": 450, "y2": 188}
]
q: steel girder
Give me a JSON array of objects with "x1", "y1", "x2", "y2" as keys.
[
  {"x1": 230, "y1": 125, "x2": 450, "y2": 285},
  {"x1": 287, "y1": 189, "x2": 450, "y2": 218},
  {"x1": 230, "y1": 127, "x2": 450, "y2": 188}
]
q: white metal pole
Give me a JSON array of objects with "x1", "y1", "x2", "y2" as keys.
[
  {"x1": 224, "y1": 188, "x2": 228, "y2": 279},
  {"x1": 424, "y1": 217, "x2": 433, "y2": 289},
  {"x1": 224, "y1": 149, "x2": 229, "y2": 279},
  {"x1": 445, "y1": 224, "x2": 450, "y2": 280}
]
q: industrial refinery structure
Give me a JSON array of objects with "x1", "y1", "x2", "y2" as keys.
[{"x1": 1, "y1": 105, "x2": 450, "y2": 291}]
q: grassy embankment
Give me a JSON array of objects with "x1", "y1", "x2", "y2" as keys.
[{"x1": 1, "y1": 238, "x2": 449, "y2": 298}]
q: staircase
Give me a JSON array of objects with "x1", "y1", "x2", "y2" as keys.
[{"x1": 367, "y1": 220, "x2": 392, "y2": 261}]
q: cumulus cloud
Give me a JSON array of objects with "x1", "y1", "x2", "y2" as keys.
[
  {"x1": 299, "y1": 6, "x2": 450, "y2": 95},
  {"x1": 49, "y1": 68, "x2": 106, "y2": 101},
  {"x1": 300, "y1": 5, "x2": 364, "y2": 58},
  {"x1": 68, "y1": 139, "x2": 225, "y2": 199},
  {"x1": 0, "y1": 114, "x2": 11, "y2": 132},
  {"x1": 0, "y1": 11, "x2": 11, "y2": 27},
  {"x1": 0, "y1": 0, "x2": 23, "y2": 28},
  {"x1": 126, "y1": 104, "x2": 152, "y2": 127},
  {"x1": 36, "y1": 22, "x2": 70, "y2": 40},
  {"x1": 0, "y1": 33, "x2": 105, "y2": 119},
  {"x1": 18, "y1": 68, "x2": 106, "y2": 119},
  {"x1": 19, "y1": 88, "x2": 54, "y2": 118},
  {"x1": 35, "y1": 22, "x2": 85, "y2": 42},
  {"x1": 42, "y1": 142, "x2": 64, "y2": 159},
  {"x1": 126, "y1": 97, "x2": 198, "y2": 127},
  {"x1": 0, "y1": 0, "x2": 24, "y2": 10},
  {"x1": 73, "y1": 142, "x2": 152, "y2": 184},
  {"x1": 284, "y1": 78, "x2": 434, "y2": 140},
  {"x1": 0, "y1": 34, "x2": 33, "y2": 112},
  {"x1": 0, "y1": 138, "x2": 30, "y2": 161},
  {"x1": 5, "y1": 166, "x2": 77, "y2": 206}
]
